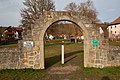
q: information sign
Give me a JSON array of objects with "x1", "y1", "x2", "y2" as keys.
[
  {"x1": 92, "y1": 39, "x2": 99, "y2": 47},
  {"x1": 23, "y1": 41, "x2": 34, "y2": 47}
]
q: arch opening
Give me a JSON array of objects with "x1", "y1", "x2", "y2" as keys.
[
  {"x1": 40, "y1": 19, "x2": 89, "y2": 67},
  {"x1": 44, "y1": 20, "x2": 84, "y2": 68}
]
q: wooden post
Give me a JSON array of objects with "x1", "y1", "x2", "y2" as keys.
[{"x1": 61, "y1": 41, "x2": 64, "y2": 64}]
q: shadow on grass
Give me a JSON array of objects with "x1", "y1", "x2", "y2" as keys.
[
  {"x1": 101, "y1": 76, "x2": 110, "y2": 80},
  {"x1": 45, "y1": 50, "x2": 83, "y2": 69},
  {"x1": 64, "y1": 56, "x2": 77, "y2": 64}
]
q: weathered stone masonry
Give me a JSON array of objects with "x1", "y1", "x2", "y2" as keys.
[
  {"x1": 0, "y1": 48, "x2": 21, "y2": 69},
  {"x1": 20, "y1": 11, "x2": 109, "y2": 69},
  {"x1": 0, "y1": 11, "x2": 120, "y2": 69}
]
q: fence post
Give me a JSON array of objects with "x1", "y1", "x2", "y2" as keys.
[{"x1": 61, "y1": 41, "x2": 64, "y2": 64}]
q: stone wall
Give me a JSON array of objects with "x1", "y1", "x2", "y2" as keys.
[
  {"x1": 0, "y1": 11, "x2": 120, "y2": 69},
  {"x1": 0, "y1": 48, "x2": 21, "y2": 69},
  {"x1": 107, "y1": 46, "x2": 120, "y2": 66}
]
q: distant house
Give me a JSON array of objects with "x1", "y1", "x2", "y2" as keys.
[
  {"x1": 0, "y1": 26, "x2": 23, "y2": 41},
  {"x1": 96, "y1": 23, "x2": 109, "y2": 39},
  {"x1": 96, "y1": 26, "x2": 103, "y2": 34},
  {"x1": 99, "y1": 26, "x2": 104, "y2": 34},
  {"x1": 48, "y1": 34, "x2": 54, "y2": 40},
  {"x1": 108, "y1": 17, "x2": 120, "y2": 40}
]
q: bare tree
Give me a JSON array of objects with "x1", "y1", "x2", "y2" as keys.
[
  {"x1": 78, "y1": 0, "x2": 98, "y2": 23},
  {"x1": 64, "y1": 2, "x2": 78, "y2": 12},
  {"x1": 98, "y1": 22, "x2": 109, "y2": 38},
  {"x1": 21, "y1": 0, "x2": 55, "y2": 29},
  {"x1": 64, "y1": 0, "x2": 99, "y2": 23}
]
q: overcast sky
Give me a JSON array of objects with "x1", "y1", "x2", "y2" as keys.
[{"x1": 0, "y1": 0, "x2": 120, "y2": 26}]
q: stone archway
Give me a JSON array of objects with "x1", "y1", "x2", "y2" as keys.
[
  {"x1": 21, "y1": 11, "x2": 108, "y2": 69},
  {"x1": 40, "y1": 19, "x2": 89, "y2": 69}
]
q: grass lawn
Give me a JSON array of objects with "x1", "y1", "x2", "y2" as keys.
[
  {"x1": 109, "y1": 40, "x2": 120, "y2": 46},
  {"x1": 0, "y1": 40, "x2": 120, "y2": 80},
  {"x1": 0, "y1": 44, "x2": 18, "y2": 48},
  {"x1": 0, "y1": 40, "x2": 18, "y2": 48},
  {"x1": 84, "y1": 67, "x2": 120, "y2": 79},
  {"x1": 45, "y1": 42, "x2": 83, "y2": 68},
  {"x1": 0, "y1": 69, "x2": 45, "y2": 80}
]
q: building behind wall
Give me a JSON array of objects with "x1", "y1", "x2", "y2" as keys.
[
  {"x1": 0, "y1": 26, "x2": 23, "y2": 41},
  {"x1": 108, "y1": 17, "x2": 120, "y2": 40}
]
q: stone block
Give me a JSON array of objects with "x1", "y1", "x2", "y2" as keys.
[
  {"x1": 34, "y1": 64, "x2": 40, "y2": 68},
  {"x1": 29, "y1": 57, "x2": 34, "y2": 60},
  {"x1": 29, "y1": 61, "x2": 34, "y2": 65},
  {"x1": 95, "y1": 60, "x2": 101, "y2": 64},
  {"x1": 26, "y1": 47, "x2": 33, "y2": 52},
  {"x1": 91, "y1": 60, "x2": 94, "y2": 63},
  {"x1": 28, "y1": 53, "x2": 35, "y2": 56},
  {"x1": 22, "y1": 59, "x2": 28, "y2": 64},
  {"x1": 33, "y1": 46, "x2": 40, "y2": 51},
  {"x1": 96, "y1": 53, "x2": 100, "y2": 59}
]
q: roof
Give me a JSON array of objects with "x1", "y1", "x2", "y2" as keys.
[
  {"x1": 13, "y1": 27, "x2": 23, "y2": 32},
  {"x1": 0, "y1": 27, "x2": 8, "y2": 34},
  {"x1": 110, "y1": 17, "x2": 120, "y2": 25},
  {"x1": 0, "y1": 26, "x2": 23, "y2": 34}
]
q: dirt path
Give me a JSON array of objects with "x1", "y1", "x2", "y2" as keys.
[{"x1": 40, "y1": 53, "x2": 87, "y2": 80}]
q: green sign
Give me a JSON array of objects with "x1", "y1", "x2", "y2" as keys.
[{"x1": 92, "y1": 39, "x2": 99, "y2": 47}]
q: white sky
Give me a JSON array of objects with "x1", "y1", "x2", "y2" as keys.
[{"x1": 0, "y1": 0, "x2": 120, "y2": 26}]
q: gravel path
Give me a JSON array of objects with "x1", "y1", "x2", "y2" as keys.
[{"x1": 40, "y1": 53, "x2": 87, "y2": 80}]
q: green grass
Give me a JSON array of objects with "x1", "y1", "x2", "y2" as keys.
[
  {"x1": 45, "y1": 42, "x2": 83, "y2": 68},
  {"x1": 0, "y1": 44, "x2": 18, "y2": 48},
  {"x1": 83, "y1": 67, "x2": 120, "y2": 79},
  {"x1": 109, "y1": 40, "x2": 120, "y2": 46},
  {"x1": 0, "y1": 69, "x2": 45, "y2": 80},
  {"x1": 84, "y1": 67, "x2": 120, "y2": 75}
]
